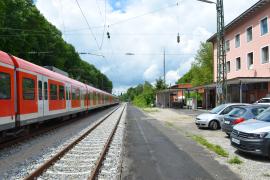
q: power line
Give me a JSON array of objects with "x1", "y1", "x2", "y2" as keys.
[
  {"x1": 99, "y1": 0, "x2": 107, "y2": 50},
  {"x1": 75, "y1": 0, "x2": 100, "y2": 50}
]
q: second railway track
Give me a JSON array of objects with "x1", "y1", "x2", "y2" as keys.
[{"x1": 24, "y1": 104, "x2": 126, "y2": 180}]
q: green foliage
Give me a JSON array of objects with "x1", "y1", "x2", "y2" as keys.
[
  {"x1": 177, "y1": 42, "x2": 213, "y2": 87},
  {"x1": 120, "y1": 81, "x2": 155, "y2": 107},
  {"x1": 191, "y1": 135, "x2": 229, "y2": 157},
  {"x1": 0, "y1": 0, "x2": 112, "y2": 92},
  {"x1": 155, "y1": 77, "x2": 167, "y2": 90},
  {"x1": 228, "y1": 156, "x2": 243, "y2": 164}
]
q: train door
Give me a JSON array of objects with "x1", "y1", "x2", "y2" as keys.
[
  {"x1": 37, "y1": 75, "x2": 48, "y2": 117},
  {"x1": 66, "y1": 84, "x2": 71, "y2": 111},
  {"x1": 43, "y1": 77, "x2": 49, "y2": 115},
  {"x1": 80, "y1": 88, "x2": 84, "y2": 109}
]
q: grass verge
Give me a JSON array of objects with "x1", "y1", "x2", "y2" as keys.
[
  {"x1": 228, "y1": 156, "x2": 243, "y2": 164},
  {"x1": 142, "y1": 108, "x2": 159, "y2": 113},
  {"x1": 191, "y1": 135, "x2": 229, "y2": 157}
]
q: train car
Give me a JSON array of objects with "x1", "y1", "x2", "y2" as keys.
[{"x1": 0, "y1": 51, "x2": 118, "y2": 133}]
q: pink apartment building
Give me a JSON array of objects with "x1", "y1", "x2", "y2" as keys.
[{"x1": 208, "y1": 0, "x2": 270, "y2": 104}]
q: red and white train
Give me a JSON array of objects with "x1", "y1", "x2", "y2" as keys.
[{"x1": 0, "y1": 50, "x2": 118, "y2": 132}]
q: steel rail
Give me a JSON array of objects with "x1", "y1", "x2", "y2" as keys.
[
  {"x1": 24, "y1": 105, "x2": 121, "y2": 180},
  {"x1": 88, "y1": 104, "x2": 126, "y2": 180},
  {"x1": 0, "y1": 105, "x2": 117, "y2": 150}
]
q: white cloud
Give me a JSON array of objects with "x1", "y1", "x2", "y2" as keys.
[
  {"x1": 166, "y1": 70, "x2": 180, "y2": 85},
  {"x1": 35, "y1": 0, "x2": 259, "y2": 92},
  {"x1": 143, "y1": 64, "x2": 160, "y2": 82}
]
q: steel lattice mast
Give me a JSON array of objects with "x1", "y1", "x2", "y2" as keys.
[{"x1": 216, "y1": 0, "x2": 227, "y2": 105}]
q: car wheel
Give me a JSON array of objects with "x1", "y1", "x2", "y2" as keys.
[
  {"x1": 226, "y1": 132, "x2": 230, "y2": 137},
  {"x1": 209, "y1": 120, "x2": 219, "y2": 130}
]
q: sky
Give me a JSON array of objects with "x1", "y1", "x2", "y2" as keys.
[{"x1": 35, "y1": 0, "x2": 259, "y2": 94}]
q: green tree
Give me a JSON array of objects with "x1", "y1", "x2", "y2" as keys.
[
  {"x1": 155, "y1": 77, "x2": 167, "y2": 90},
  {"x1": 177, "y1": 42, "x2": 213, "y2": 86}
]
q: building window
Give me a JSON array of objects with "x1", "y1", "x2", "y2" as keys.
[
  {"x1": 59, "y1": 85, "x2": 65, "y2": 100},
  {"x1": 261, "y1": 46, "x2": 269, "y2": 63},
  {"x1": 23, "y1": 78, "x2": 35, "y2": 100},
  {"x1": 226, "y1": 61, "x2": 230, "y2": 73},
  {"x1": 44, "y1": 82, "x2": 48, "y2": 100},
  {"x1": 247, "y1": 52, "x2": 254, "y2": 69},
  {"x1": 235, "y1": 34, "x2": 240, "y2": 48},
  {"x1": 225, "y1": 40, "x2": 230, "y2": 52},
  {"x1": 38, "y1": 80, "x2": 42, "y2": 100},
  {"x1": 50, "y1": 84, "x2": 57, "y2": 100},
  {"x1": 261, "y1": 17, "x2": 268, "y2": 36},
  {"x1": 0, "y1": 72, "x2": 11, "y2": 99},
  {"x1": 246, "y1": 26, "x2": 253, "y2": 42},
  {"x1": 236, "y1": 57, "x2": 241, "y2": 71}
]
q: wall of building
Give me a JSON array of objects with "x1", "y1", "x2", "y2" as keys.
[{"x1": 213, "y1": 3, "x2": 270, "y2": 81}]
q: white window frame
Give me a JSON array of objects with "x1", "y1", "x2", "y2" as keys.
[
  {"x1": 235, "y1": 33, "x2": 241, "y2": 48},
  {"x1": 246, "y1": 51, "x2": 254, "y2": 70},
  {"x1": 246, "y1": 26, "x2": 253, "y2": 42},
  {"x1": 236, "y1": 57, "x2": 241, "y2": 71},
  {"x1": 261, "y1": 45, "x2": 270, "y2": 64},
  {"x1": 260, "y1": 16, "x2": 269, "y2": 36}
]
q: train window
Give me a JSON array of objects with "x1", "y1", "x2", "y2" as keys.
[
  {"x1": 72, "y1": 88, "x2": 75, "y2": 100},
  {"x1": 76, "y1": 89, "x2": 80, "y2": 100},
  {"x1": 59, "y1": 85, "x2": 65, "y2": 100},
  {"x1": 50, "y1": 84, "x2": 57, "y2": 100},
  {"x1": 0, "y1": 72, "x2": 11, "y2": 99},
  {"x1": 23, "y1": 78, "x2": 35, "y2": 100},
  {"x1": 66, "y1": 87, "x2": 69, "y2": 100},
  {"x1": 38, "y1": 81, "x2": 42, "y2": 100},
  {"x1": 44, "y1": 82, "x2": 48, "y2": 100}
]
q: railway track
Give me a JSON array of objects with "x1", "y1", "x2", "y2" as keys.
[
  {"x1": 24, "y1": 104, "x2": 126, "y2": 180},
  {"x1": 0, "y1": 105, "x2": 117, "y2": 150}
]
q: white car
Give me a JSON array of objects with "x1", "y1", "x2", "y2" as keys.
[
  {"x1": 195, "y1": 103, "x2": 249, "y2": 130},
  {"x1": 255, "y1": 97, "x2": 270, "y2": 105}
]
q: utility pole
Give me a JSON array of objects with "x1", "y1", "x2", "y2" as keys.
[
  {"x1": 197, "y1": 0, "x2": 227, "y2": 105},
  {"x1": 216, "y1": 0, "x2": 227, "y2": 105}
]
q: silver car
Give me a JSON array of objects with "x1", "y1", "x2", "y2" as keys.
[
  {"x1": 195, "y1": 103, "x2": 249, "y2": 130},
  {"x1": 231, "y1": 107, "x2": 270, "y2": 157}
]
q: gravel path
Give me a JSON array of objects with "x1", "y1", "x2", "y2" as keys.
[
  {"x1": 0, "y1": 106, "x2": 117, "y2": 180},
  {"x1": 144, "y1": 108, "x2": 270, "y2": 180}
]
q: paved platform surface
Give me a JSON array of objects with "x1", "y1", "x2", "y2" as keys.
[{"x1": 121, "y1": 105, "x2": 240, "y2": 180}]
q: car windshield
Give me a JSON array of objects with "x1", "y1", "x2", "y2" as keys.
[
  {"x1": 228, "y1": 107, "x2": 246, "y2": 117},
  {"x1": 256, "y1": 108, "x2": 270, "y2": 122},
  {"x1": 251, "y1": 107, "x2": 268, "y2": 116},
  {"x1": 258, "y1": 98, "x2": 270, "y2": 103},
  {"x1": 210, "y1": 104, "x2": 226, "y2": 114}
]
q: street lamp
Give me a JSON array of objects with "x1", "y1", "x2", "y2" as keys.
[{"x1": 197, "y1": 0, "x2": 227, "y2": 105}]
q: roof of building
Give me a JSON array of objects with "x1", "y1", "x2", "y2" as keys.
[{"x1": 208, "y1": 0, "x2": 270, "y2": 42}]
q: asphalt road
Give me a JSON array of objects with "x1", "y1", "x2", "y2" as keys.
[{"x1": 121, "y1": 105, "x2": 240, "y2": 180}]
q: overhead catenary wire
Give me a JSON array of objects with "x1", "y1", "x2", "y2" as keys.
[
  {"x1": 99, "y1": 0, "x2": 107, "y2": 50},
  {"x1": 75, "y1": 0, "x2": 100, "y2": 50}
]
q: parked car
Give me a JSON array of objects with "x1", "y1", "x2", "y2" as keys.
[
  {"x1": 222, "y1": 105, "x2": 269, "y2": 136},
  {"x1": 195, "y1": 103, "x2": 249, "y2": 130},
  {"x1": 255, "y1": 97, "x2": 270, "y2": 105},
  {"x1": 231, "y1": 107, "x2": 270, "y2": 157}
]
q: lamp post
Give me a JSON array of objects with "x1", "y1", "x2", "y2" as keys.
[{"x1": 197, "y1": 0, "x2": 227, "y2": 105}]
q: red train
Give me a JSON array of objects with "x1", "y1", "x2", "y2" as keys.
[{"x1": 0, "y1": 50, "x2": 118, "y2": 132}]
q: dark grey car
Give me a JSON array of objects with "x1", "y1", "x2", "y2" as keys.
[{"x1": 221, "y1": 105, "x2": 270, "y2": 136}]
